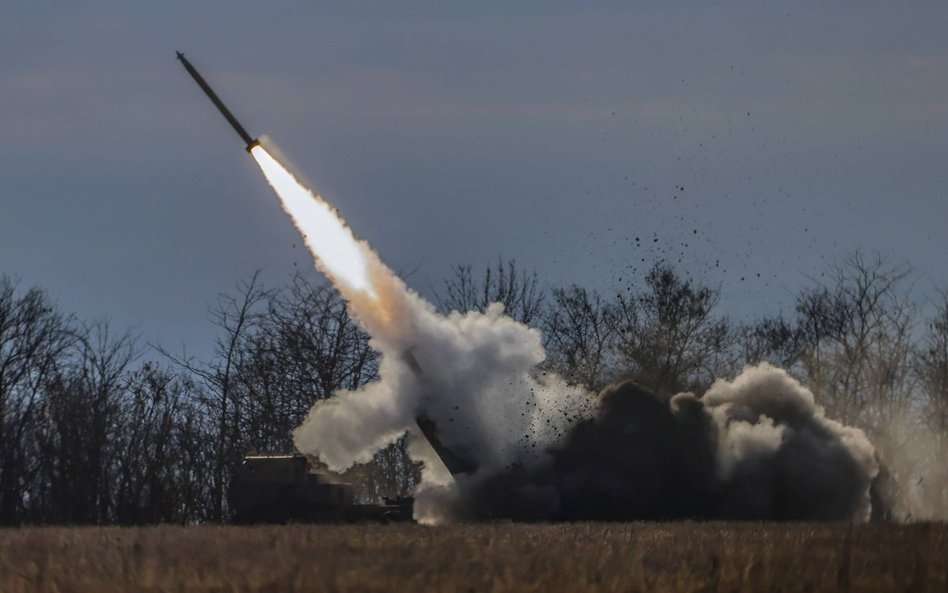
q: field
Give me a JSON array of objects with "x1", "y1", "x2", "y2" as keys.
[{"x1": 1, "y1": 522, "x2": 946, "y2": 592}]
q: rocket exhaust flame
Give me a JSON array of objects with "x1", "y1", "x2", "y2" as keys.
[
  {"x1": 250, "y1": 145, "x2": 376, "y2": 299},
  {"x1": 177, "y1": 51, "x2": 381, "y2": 303}
]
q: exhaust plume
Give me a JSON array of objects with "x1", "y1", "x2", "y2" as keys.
[
  {"x1": 250, "y1": 144, "x2": 879, "y2": 523},
  {"x1": 250, "y1": 144, "x2": 593, "y2": 493}
]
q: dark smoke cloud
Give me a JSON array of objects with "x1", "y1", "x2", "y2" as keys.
[{"x1": 453, "y1": 364, "x2": 878, "y2": 522}]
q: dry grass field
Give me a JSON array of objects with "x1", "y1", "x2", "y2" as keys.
[{"x1": 0, "y1": 522, "x2": 945, "y2": 593}]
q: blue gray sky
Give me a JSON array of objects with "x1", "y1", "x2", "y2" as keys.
[{"x1": 2, "y1": 2, "x2": 946, "y2": 356}]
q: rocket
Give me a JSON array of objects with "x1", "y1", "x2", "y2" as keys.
[
  {"x1": 176, "y1": 52, "x2": 480, "y2": 480},
  {"x1": 176, "y1": 52, "x2": 259, "y2": 152}
]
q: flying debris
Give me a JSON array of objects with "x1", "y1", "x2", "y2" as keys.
[{"x1": 176, "y1": 51, "x2": 259, "y2": 152}]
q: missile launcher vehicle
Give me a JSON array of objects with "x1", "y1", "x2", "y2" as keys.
[{"x1": 229, "y1": 453, "x2": 413, "y2": 524}]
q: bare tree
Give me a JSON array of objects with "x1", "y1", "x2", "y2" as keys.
[
  {"x1": 542, "y1": 285, "x2": 618, "y2": 391},
  {"x1": 436, "y1": 259, "x2": 545, "y2": 325},
  {"x1": 613, "y1": 264, "x2": 735, "y2": 395},
  {"x1": 794, "y1": 253, "x2": 916, "y2": 432},
  {"x1": 918, "y1": 292, "x2": 948, "y2": 441},
  {"x1": 112, "y1": 362, "x2": 212, "y2": 524},
  {"x1": 30, "y1": 322, "x2": 139, "y2": 523},
  {"x1": 238, "y1": 274, "x2": 378, "y2": 452},
  {"x1": 912, "y1": 292, "x2": 948, "y2": 516},
  {"x1": 741, "y1": 316, "x2": 807, "y2": 371},
  {"x1": 159, "y1": 271, "x2": 270, "y2": 522},
  {"x1": 0, "y1": 276, "x2": 76, "y2": 525}
]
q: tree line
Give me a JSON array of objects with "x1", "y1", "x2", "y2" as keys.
[{"x1": 1, "y1": 252, "x2": 946, "y2": 524}]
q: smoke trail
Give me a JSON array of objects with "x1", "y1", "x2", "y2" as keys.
[
  {"x1": 250, "y1": 144, "x2": 879, "y2": 523},
  {"x1": 250, "y1": 144, "x2": 594, "y2": 521}
]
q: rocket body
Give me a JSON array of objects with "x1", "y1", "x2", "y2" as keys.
[{"x1": 176, "y1": 52, "x2": 258, "y2": 152}]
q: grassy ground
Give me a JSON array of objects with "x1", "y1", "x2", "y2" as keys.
[{"x1": 0, "y1": 522, "x2": 945, "y2": 592}]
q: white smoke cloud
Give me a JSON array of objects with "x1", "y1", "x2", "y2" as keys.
[{"x1": 292, "y1": 249, "x2": 595, "y2": 520}]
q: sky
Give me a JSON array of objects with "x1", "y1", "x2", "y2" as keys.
[{"x1": 2, "y1": 2, "x2": 947, "y2": 358}]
